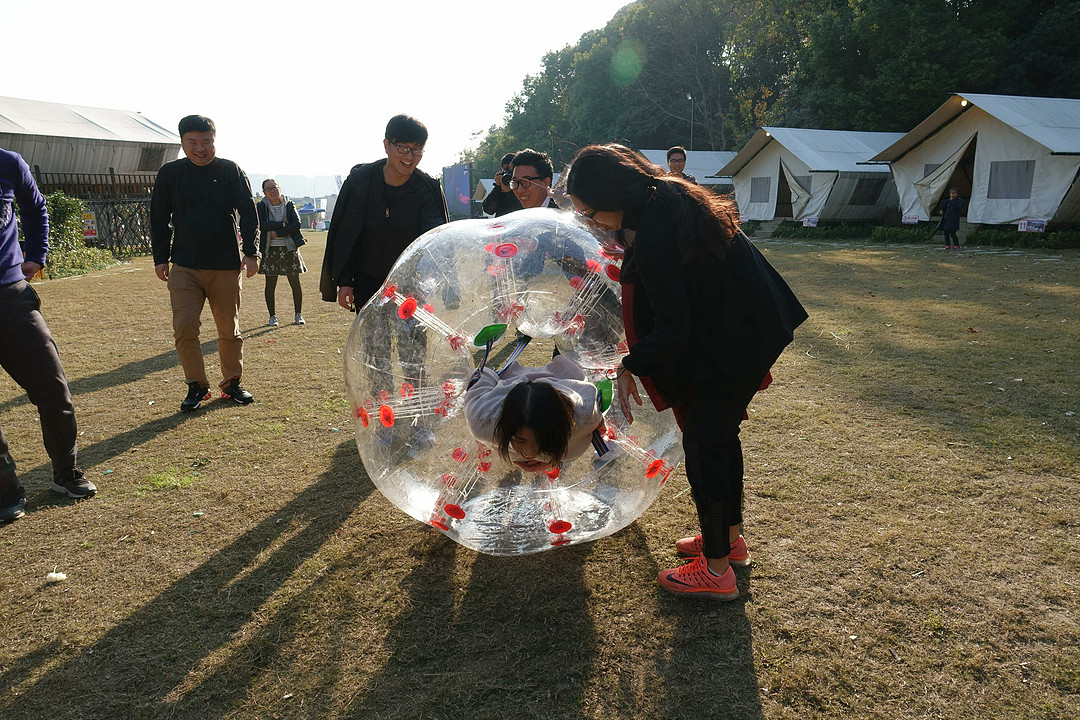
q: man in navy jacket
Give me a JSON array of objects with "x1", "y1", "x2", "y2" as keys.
[{"x1": 0, "y1": 148, "x2": 97, "y2": 521}]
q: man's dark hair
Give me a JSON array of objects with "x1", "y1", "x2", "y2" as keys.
[
  {"x1": 499, "y1": 152, "x2": 516, "y2": 167},
  {"x1": 178, "y1": 115, "x2": 216, "y2": 137},
  {"x1": 511, "y1": 149, "x2": 553, "y2": 179},
  {"x1": 385, "y1": 114, "x2": 429, "y2": 145},
  {"x1": 666, "y1": 145, "x2": 687, "y2": 161}
]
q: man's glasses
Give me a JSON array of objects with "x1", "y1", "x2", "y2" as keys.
[
  {"x1": 510, "y1": 176, "x2": 544, "y2": 190},
  {"x1": 389, "y1": 141, "x2": 424, "y2": 157}
]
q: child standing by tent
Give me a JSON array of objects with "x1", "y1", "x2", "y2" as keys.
[{"x1": 938, "y1": 188, "x2": 964, "y2": 249}]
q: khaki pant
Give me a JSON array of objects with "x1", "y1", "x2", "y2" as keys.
[{"x1": 168, "y1": 265, "x2": 243, "y2": 389}]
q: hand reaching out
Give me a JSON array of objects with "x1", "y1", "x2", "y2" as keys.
[{"x1": 616, "y1": 367, "x2": 642, "y2": 424}]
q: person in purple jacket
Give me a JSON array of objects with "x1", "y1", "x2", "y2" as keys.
[{"x1": 0, "y1": 148, "x2": 97, "y2": 522}]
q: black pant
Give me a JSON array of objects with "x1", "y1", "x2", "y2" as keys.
[
  {"x1": 0, "y1": 280, "x2": 78, "y2": 479},
  {"x1": 677, "y1": 367, "x2": 770, "y2": 559},
  {"x1": 265, "y1": 274, "x2": 302, "y2": 316},
  {"x1": 943, "y1": 229, "x2": 958, "y2": 246}
]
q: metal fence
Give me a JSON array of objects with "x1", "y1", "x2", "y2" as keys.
[
  {"x1": 35, "y1": 171, "x2": 158, "y2": 199},
  {"x1": 84, "y1": 199, "x2": 153, "y2": 256}
]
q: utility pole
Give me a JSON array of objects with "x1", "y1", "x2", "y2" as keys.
[{"x1": 686, "y1": 93, "x2": 694, "y2": 151}]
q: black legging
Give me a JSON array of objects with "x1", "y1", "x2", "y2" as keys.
[
  {"x1": 943, "y1": 229, "x2": 958, "y2": 246},
  {"x1": 265, "y1": 274, "x2": 303, "y2": 316},
  {"x1": 676, "y1": 366, "x2": 771, "y2": 559}
]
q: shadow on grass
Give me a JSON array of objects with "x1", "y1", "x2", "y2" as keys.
[
  {"x1": 0, "y1": 323, "x2": 282, "y2": 415},
  {"x1": 345, "y1": 542, "x2": 598, "y2": 719},
  {"x1": 0, "y1": 440, "x2": 368, "y2": 720},
  {"x1": 654, "y1": 566, "x2": 764, "y2": 719},
  {"x1": 15, "y1": 397, "x2": 244, "y2": 513}
]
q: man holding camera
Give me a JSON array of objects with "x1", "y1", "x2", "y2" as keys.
[{"x1": 482, "y1": 153, "x2": 522, "y2": 217}]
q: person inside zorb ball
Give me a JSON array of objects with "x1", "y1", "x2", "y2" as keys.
[{"x1": 344, "y1": 207, "x2": 683, "y2": 555}]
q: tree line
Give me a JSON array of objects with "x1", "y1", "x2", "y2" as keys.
[{"x1": 459, "y1": 0, "x2": 1079, "y2": 175}]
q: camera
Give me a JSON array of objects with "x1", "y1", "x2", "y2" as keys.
[{"x1": 498, "y1": 170, "x2": 513, "y2": 187}]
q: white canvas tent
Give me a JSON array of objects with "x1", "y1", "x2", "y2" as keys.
[
  {"x1": 719, "y1": 127, "x2": 904, "y2": 222},
  {"x1": 866, "y1": 93, "x2": 1080, "y2": 225},
  {"x1": 638, "y1": 149, "x2": 736, "y2": 188},
  {"x1": 0, "y1": 95, "x2": 180, "y2": 174},
  {"x1": 473, "y1": 179, "x2": 494, "y2": 202}
]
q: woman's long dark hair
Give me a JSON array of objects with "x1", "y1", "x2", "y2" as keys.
[
  {"x1": 493, "y1": 382, "x2": 575, "y2": 464},
  {"x1": 566, "y1": 143, "x2": 739, "y2": 261}
]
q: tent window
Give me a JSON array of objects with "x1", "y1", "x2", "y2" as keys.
[
  {"x1": 987, "y1": 160, "x2": 1035, "y2": 199},
  {"x1": 138, "y1": 147, "x2": 164, "y2": 172},
  {"x1": 850, "y1": 177, "x2": 887, "y2": 205},
  {"x1": 750, "y1": 177, "x2": 770, "y2": 203},
  {"x1": 923, "y1": 163, "x2": 940, "y2": 178}
]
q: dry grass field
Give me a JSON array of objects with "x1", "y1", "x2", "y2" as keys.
[{"x1": 0, "y1": 232, "x2": 1077, "y2": 720}]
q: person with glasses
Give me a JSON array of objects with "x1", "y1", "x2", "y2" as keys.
[
  {"x1": 510, "y1": 149, "x2": 559, "y2": 210},
  {"x1": 666, "y1": 146, "x2": 697, "y2": 183},
  {"x1": 320, "y1": 115, "x2": 449, "y2": 452},
  {"x1": 566, "y1": 144, "x2": 807, "y2": 601},
  {"x1": 256, "y1": 179, "x2": 306, "y2": 326},
  {"x1": 320, "y1": 114, "x2": 448, "y2": 313}
]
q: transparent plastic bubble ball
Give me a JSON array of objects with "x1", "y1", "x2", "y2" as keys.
[{"x1": 344, "y1": 208, "x2": 683, "y2": 555}]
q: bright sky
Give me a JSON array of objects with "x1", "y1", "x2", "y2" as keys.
[{"x1": 1, "y1": 0, "x2": 631, "y2": 177}]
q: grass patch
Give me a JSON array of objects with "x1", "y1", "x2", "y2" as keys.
[
  {"x1": 0, "y1": 233, "x2": 1076, "y2": 719},
  {"x1": 137, "y1": 467, "x2": 204, "y2": 494}
]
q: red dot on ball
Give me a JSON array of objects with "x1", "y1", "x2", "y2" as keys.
[{"x1": 398, "y1": 297, "x2": 417, "y2": 319}]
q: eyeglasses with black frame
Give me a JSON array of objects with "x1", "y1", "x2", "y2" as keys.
[
  {"x1": 510, "y1": 175, "x2": 544, "y2": 190},
  {"x1": 575, "y1": 207, "x2": 598, "y2": 220},
  {"x1": 389, "y1": 140, "x2": 424, "y2": 157}
]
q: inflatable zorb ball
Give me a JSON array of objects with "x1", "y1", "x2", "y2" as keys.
[{"x1": 344, "y1": 208, "x2": 683, "y2": 555}]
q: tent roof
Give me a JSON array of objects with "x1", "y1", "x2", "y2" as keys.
[
  {"x1": 638, "y1": 149, "x2": 736, "y2": 181},
  {"x1": 473, "y1": 179, "x2": 494, "y2": 201},
  {"x1": 720, "y1": 127, "x2": 904, "y2": 176},
  {"x1": 869, "y1": 93, "x2": 1080, "y2": 162},
  {"x1": 0, "y1": 95, "x2": 179, "y2": 144}
]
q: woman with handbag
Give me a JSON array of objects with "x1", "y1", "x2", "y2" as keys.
[{"x1": 257, "y1": 179, "x2": 307, "y2": 326}]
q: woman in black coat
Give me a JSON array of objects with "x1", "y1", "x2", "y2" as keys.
[{"x1": 566, "y1": 144, "x2": 807, "y2": 600}]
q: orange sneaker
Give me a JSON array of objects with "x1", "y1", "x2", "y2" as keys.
[
  {"x1": 657, "y1": 555, "x2": 739, "y2": 600},
  {"x1": 675, "y1": 534, "x2": 752, "y2": 567}
]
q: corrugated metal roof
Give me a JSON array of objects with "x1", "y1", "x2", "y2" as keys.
[{"x1": 0, "y1": 95, "x2": 178, "y2": 143}]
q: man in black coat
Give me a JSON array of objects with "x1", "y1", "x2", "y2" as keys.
[{"x1": 320, "y1": 114, "x2": 449, "y2": 311}]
